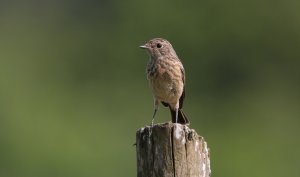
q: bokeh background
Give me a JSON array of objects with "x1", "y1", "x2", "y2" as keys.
[{"x1": 0, "y1": 1, "x2": 300, "y2": 177}]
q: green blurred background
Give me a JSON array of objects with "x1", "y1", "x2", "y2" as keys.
[{"x1": 0, "y1": 1, "x2": 299, "y2": 177}]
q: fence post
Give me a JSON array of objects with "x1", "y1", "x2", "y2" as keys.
[{"x1": 136, "y1": 122, "x2": 211, "y2": 177}]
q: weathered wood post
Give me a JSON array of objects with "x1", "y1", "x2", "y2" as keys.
[{"x1": 136, "y1": 122, "x2": 211, "y2": 177}]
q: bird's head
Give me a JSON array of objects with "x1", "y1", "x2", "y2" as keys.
[{"x1": 139, "y1": 38, "x2": 178, "y2": 58}]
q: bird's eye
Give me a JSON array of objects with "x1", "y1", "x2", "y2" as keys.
[{"x1": 156, "y1": 43, "x2": 162, "y2": 48}]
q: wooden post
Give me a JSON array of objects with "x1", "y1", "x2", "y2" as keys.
[{"x1": 136, "y1": 122, "x2": 211, "y2": 177}]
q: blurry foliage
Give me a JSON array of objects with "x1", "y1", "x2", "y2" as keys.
[{"x1": 0, "y1": 1, "x2": 300, "y2": 177}]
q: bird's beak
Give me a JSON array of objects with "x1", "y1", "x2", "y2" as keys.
[{"x1": 139, "y1": 45, "x2": 148, "y2": 49}]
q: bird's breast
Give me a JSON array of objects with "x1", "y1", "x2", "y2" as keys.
[{"x1": 147, "y1": 60, "x2": 183, "y2": 103}]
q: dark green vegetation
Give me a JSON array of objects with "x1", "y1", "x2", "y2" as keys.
[{"x1": 0, "y1": 1, "x2": 299, "y2": 177}]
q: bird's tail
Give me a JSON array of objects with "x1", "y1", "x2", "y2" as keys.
[{"x1": 170, "y1": 108, "x2": 190, "y2": 125}]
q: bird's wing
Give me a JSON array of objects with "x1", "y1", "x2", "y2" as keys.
[{"x1": 179, "y1": 67, "x2": 185, "y2": 109}]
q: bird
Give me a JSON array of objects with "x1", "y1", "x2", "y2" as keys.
[{"x1": 139, "y1": 38, "x2": 189, "y2": 125}]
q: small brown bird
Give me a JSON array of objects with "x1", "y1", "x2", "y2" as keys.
[{"x1": 139, "y1": 38, "x2": 189, "y2": 125}]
